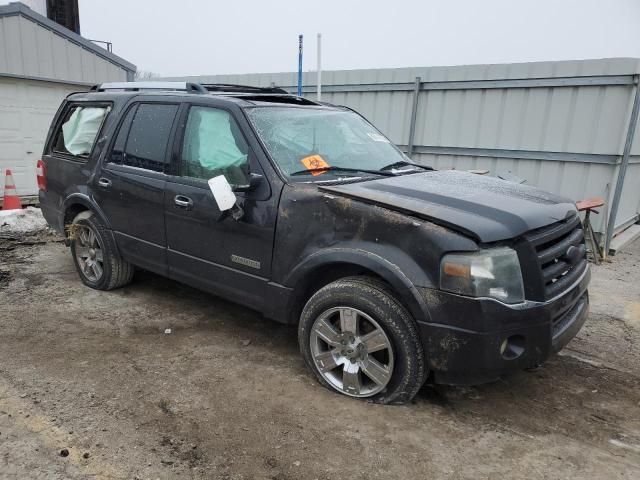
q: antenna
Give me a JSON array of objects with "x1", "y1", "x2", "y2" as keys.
[
  {"x1": 317, "y1": 33, "x2": 322, "y2": 101},
  {"x1": 297, "y1": 34, "x2": 304, "y2": 96}
]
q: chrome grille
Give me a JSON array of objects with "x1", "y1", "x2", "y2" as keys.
[{"x1": 526, "y1": 215, "x2": 587, "y2": 300}]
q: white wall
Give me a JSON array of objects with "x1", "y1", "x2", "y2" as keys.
[{"x1": 0, "y1": 77, "x2": 82, "y2": 197}]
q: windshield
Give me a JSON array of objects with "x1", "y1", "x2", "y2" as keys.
[{"x1": 246, "y1": 106, "x2": 410, "y2": 180}]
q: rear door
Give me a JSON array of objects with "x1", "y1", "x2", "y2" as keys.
[
  {"x1": 164, "y1": 103, "x2": 277, "y2": 309},
  {"x1": 93, "y1": 101, "x2": 179, "y2": 275}
]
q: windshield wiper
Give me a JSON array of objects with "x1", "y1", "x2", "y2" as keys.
[
  {"x1": 380, "y1": 160, "x2": 433, "y2": 172},
  {"x1": 290, "y1": 166, "x2": 395, "y2": 177}
]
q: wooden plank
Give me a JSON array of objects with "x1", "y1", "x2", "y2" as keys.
[{"x1": 576, "y1": 196, "x2": 604, "y2": 211}]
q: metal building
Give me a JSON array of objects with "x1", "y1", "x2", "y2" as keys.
[
  {"x1": 166, "y1": 58, "x2": 640, "y2": 252},
  {"x1": 0, "y1": 2, "x2": 135, "y2": 201}
]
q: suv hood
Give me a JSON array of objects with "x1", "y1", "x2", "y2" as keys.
[{"x1": 319, "y1": 170, "x2": 578, "y2": 243}]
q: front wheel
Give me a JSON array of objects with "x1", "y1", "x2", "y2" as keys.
[{"x1": 298, "y1": 277, "x2": 427, "y2": 404}]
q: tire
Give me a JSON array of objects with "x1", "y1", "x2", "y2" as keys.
[
  {"x1": 298, "y1": 276, "x2": 427, "y2": 404},
  {"x1": 69, "y1": 211, "x2": 134, "y2": 290}
]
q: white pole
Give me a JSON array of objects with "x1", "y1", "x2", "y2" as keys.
[{"x1": 317, "y1": 33, "x2": 322, "y2": 101}]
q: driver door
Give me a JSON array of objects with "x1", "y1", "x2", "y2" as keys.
[{"x1": 164, "y1": 104, "x2": 276, "y2": 309}]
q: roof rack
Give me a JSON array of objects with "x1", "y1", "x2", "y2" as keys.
[
  {"x1": 90, "y1": 81, "x2": 208, "y2": 93},
  {"x1": 232, "y1": 94, "x2": 319, "y2": 106},
  {"x1": 89, "y1": 81, "x2": 293, "y2": 96},
  {"x1": 201, "y1": 83, "x2": 289, "y2": 94}
]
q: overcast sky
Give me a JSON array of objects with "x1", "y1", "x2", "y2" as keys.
[{"x1": 78, "y1": 0, "x2": 640, "y2": 76}]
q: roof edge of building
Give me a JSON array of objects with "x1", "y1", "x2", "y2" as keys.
[
  {"x1": 0, "y1": 1, "x2": 136, "y2": 73},
  {"x1": 161, "y1": 57, "x2": 640, "y2": 85}
]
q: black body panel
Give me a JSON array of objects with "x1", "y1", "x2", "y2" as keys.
[
  {"x1": 163, "y1": 177, "x2": 278, "y2": 311},
  {"x1": 37, "y1": 88, "x2": 592, "y2": 387},
  {"x1": 93, "y1": 165, "x2": 167, "y2": 275},
  {"x1": 320, "y1": 170, "x2": 578, "y2": 243}
]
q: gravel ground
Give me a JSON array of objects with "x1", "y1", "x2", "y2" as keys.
[{"x1": 0, "y1": 231, "x2": 639, "y2": 480}]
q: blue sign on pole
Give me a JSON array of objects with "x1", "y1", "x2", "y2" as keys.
[{"x1": 297, "y1": 34, "x2": 303, "y2": 96}]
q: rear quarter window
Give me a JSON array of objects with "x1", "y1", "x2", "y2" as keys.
[{"x1": 51, "y1": 104, "x2": 110, "y2": 159}]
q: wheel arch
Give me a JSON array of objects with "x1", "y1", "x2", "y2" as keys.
[
  {"x1": 283, "y1": 248, "x2": 432, "y2": 326},
  {"x1": 62, "y1": 192, "x2": 111, "y2": 223},
  {"x1": 61, "y1": 194, "x2": 117, "y2": 252}
]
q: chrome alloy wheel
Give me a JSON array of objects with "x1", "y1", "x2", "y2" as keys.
[
  {"x1": 310, "y1": 307, "x2": 394, "y2": 398},
  {"x1": 74, "y1": 225, "x2": 104, "y2": 282}
]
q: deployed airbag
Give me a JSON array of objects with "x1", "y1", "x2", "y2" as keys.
[{"x1": 62, "y1": 107, "x2": 107, "y2": 156}]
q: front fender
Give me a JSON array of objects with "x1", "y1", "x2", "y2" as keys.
[{"x1": 284, "y1": 245, "x2": 433, "y2": 324}]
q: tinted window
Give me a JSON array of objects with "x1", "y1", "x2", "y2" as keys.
[
  {"x1": 124, "y1": 104, "x2": 178, "y2": 172},
  {"x1": 108, "y1": 105, "x2": 137, "y2": 165},
  {"x1": 181, "y1": 106, "x2": 248, "y2": 185},
  {"x1": 52, "y1": 104, "x2": 109, "y2": 158}
]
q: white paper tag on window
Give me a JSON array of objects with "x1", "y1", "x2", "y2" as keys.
[{"x1": 208, "y1": 175, "x2": 236, "y2": 211}]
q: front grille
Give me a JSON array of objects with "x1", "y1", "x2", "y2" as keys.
[{"x1": 525, "y1": 215, "x2": 587, "y2": 300}]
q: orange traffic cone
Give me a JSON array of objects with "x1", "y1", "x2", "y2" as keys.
[{"x1": 2, "y1": 169, "x2": 22, "y2": 210}]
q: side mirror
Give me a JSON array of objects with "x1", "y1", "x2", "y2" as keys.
[
  {"x1": 232, "y1": 172, "x2": 263, "y2": 192},
  {"x1": 207, "y1": 175, "x2": 237, "y2": 212}
]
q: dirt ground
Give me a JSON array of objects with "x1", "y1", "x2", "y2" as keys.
[{"x1": 0, "y1": 231, "x2": 639, "y2": 480}]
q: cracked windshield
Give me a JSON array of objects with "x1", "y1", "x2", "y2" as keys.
[{"x1": 247, "y1": 107, "x2": 415, "y2": 180}]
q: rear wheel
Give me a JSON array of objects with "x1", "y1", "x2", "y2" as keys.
[
  {"x1": 69, "y1": 212, "x2": 133, "y2": 290},
  {"x1": 299, "y1": 277, "x2": 426, "y2": 404}
]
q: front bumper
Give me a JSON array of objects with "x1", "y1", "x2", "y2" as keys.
[{"x1": 416, "y1": 266, "x2": 590, "y2": 385}]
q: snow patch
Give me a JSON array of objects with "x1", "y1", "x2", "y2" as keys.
[{"x1": 0, "y1": 207, "x2": 48, "y2": 234}]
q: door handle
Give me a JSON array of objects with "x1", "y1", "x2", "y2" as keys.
[
  {"x1": 174, "y1": 195, "x2": 193, "y2": 210},
  {"x1": 98, "y1": 177, "x2": 112, "y2": 188}
]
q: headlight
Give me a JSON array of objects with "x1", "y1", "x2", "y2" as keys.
[{"x1": 440, "y1": 247, "x2": 525, "y2": 304}]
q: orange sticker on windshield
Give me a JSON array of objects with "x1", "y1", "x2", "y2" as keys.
[{"x1": 300, "y1": 155, "x2": 330, "y2": 176}]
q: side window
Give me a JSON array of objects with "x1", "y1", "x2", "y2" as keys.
[
  {"x1": 51, "y1": 104, "x2": 109, "y2": 159},
  {"x1": 181, "y1": 106, "x2": 249, "y2": 185},
  {"x1": 123, "y1": 104, "x2": 178, "y2": 173},
  {"x1": 108, "y1": 105, "x2": 137, "y2": 165}
]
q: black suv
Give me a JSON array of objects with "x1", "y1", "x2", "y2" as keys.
[{"x1": 38, "y1": 82, "x2": 590, "y2": 404}]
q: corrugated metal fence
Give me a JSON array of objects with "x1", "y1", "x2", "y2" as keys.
[{"x1": 166, "y1": 58, "x2": 640, "y2": 251}]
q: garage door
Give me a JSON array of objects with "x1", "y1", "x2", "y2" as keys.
[{"x1": 0, "y1": 77, "x2": 82, "y2": 198}]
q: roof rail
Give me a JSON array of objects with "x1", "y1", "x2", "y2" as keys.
[
  {"x1": 201, "y1": 83, "x2": 289, "y2": 94},
  {"x1": 90, "y1": 81, "x2": 208, "y2": 93}
]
